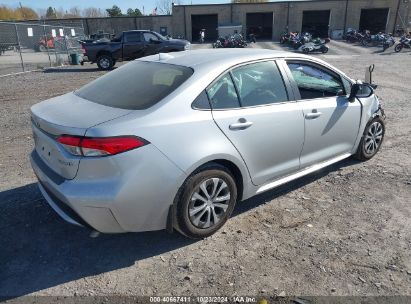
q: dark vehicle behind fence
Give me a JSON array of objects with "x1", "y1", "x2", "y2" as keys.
[{"x1": 82, "y1": 30, "x2": 191, "y2": 70}]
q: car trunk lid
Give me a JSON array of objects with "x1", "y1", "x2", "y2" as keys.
[{"x1": 31, "y1": 92, "x2": 132, "y2": 180}]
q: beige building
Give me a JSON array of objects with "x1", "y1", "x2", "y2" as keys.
[
  {"x1": 172, "y1": 0, "x2": 411, "y2": 41},
  {"x1": 41, "y1": 0, "x2": 411, "y2": 42}
]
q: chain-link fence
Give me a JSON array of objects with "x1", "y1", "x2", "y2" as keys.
[{"x1": 0, "y1": 21, "x2": 86, "y2": 76}]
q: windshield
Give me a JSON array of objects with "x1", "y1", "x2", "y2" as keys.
[{"x1": 75, "y1": 61, "x2": 193, "y2": 110}]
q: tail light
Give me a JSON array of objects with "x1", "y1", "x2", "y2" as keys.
[
  {"x1": 57, "y1": 135, "x2": 148, "y2": 157},
  {"x1": 81, "y1": 44, "x2": 86, "y2": 54}
]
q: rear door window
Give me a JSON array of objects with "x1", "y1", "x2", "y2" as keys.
[
  {"x1": 124, "y1": 32, "x2": 142, "y2": 42},
  {"x1": 231, "y1": 61, "x2": 289, "y2": 107},
  {"x1": 75, "y1": 61, "x2": 193, "y2": 110},
  {"x1": 206, "y1": 73, "x2": 240, "y2": 109}
]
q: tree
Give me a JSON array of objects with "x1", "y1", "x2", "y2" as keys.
[
  {"x1": 45, "y1": 6, "x2": 57, "y2": 19},
  {"x1": 64, "y1": 6, "x2": 81, "y2": 18},
  {"x1": 0, "y1": 5, "x2": 19, "y2": 20},
  {"x1": 126, "y1": 8, "x2": 143, "y2": 16},
  {"x1": 156, "y1": 0, "x2": 182, "y2": 15},
  {"x1": 16, "y1": 6, "x2": 38, "y2": 19},
  {"x1": 83, "y1": 7, "x2": 105, "y2": 18},
  {"x1": 106, "y1": 5, "x2": 122, "y2": 17},
  {"x1": 54, "y1": 7, "x2": 65, "y2": 19}
]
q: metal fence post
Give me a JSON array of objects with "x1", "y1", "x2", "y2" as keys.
[
  {"x1": 42, "y1": 22, "x2": 52, "y2": 67},
  {"x1": 53, "y1": 27, "x2": 58, "y2": 66},
  {"x1": 63, "y1": 27, "x2": 70, "y2": 64},
  {"x1": 14, "y1": 23, "x2": 25, "y2": 72}
]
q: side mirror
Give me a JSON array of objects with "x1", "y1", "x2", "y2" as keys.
[
  {"x1": 348, "y1": 83, "x2": 374, "y2": 102},
  {"x1": 348, "y1": 84, "x2": 360, "y2": 102}
]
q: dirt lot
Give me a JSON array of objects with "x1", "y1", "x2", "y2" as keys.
[{"x1": 0, "y1": 42, "x2": 410, "y2": 301}]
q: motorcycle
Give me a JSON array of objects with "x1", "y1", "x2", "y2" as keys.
[
  {"x1": 280, "y1": 31, "x2": 298, "y2": 44},
  {"x1": 394, "y1": 35, "x2": 411, "y2": 53},
  {"x1": 299, "y1": 38, "x2": 329, "y2": 54},
  {"x1": 292, "y1": 32, "x2": 312, "y2": 49},
  {"x1": 213, "y1": 34, "x2": 247, "y2": 48},
  {"x1": 213, "y1": 38, "x2": 224, "y2": 48},
  {"x1": 382, "y1": 34, "x2": 395, "y2": 51},
  {"x1": 361, "y1": 31, "x2": 386, "y2": 47},
  {"x1": 345, "y1": 29, "x2": 360, "y2": 43}
]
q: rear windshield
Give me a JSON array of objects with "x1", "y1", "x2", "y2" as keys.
[{"x1": 75, "y1": 61, "x2": 193, "y2": 110}]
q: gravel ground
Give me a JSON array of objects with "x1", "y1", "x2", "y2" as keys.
[{"x1": 0, "y1": 42, "x2": 410, "y2": 301}]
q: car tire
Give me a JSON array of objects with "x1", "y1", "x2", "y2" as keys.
[
  {"x1": 175, "y1": 163, "x2": 238, "y2": 239},
  {"x1": 354, "y1": 117, "x2": 385, "y2": 161},
  {"x1": 321, "y1": 46, "x2": 329, "y2": 53},
  {"x1": 96, "y1": 54, "x2": 114, "y2": 70}
]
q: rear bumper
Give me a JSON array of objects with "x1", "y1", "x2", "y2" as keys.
[
  {"x1": 31, "y1": 150, "x2": 125, "y2": 233},
  {"x1": 30, "y1": 144, "x2": 186, "y2": 233},
  {"x1": 37, "y1": 181, "x2": 87, "y2": 228}
]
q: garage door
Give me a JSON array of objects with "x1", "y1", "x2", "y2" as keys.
[
  {"x1": 359, "y1": 8, "x2": 389, "y2": 34},
  {"x1": 191, "y1": 14, "x2": 218, "y2": 42},
  {"x1": 302, "y1": 10, "x2": 330, "y2": 38},
  {"x1": 246, "y1": 13, "x2": 273, "y2": 40}
]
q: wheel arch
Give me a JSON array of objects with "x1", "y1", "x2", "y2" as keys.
[
  {"x1": 169, "y1": 157, "x2": 247, "y2": 236},
  {"x1": 202, "y1": 159, "x2": 244, "y2": 202},
  {"x1": 96, "y1": 50, "x2": 113, "y2": 59},
  {"x1": 180, "y1": 156, "x2": 249, "y2": 203}
]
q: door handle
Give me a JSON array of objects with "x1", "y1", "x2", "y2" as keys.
[
  {"x1": 305, "y1": 111, "x2": 322, "y2": 119},
  {"x1": 229, "y1": 119, "x2": 253, "y2": 130}
]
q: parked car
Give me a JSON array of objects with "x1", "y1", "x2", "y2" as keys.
[
  {"x1": 79, "y1": 32, "x2": 114, "y2": 44},
  {"x1": 81, "y1": 30, "x2": 191, "y2": 70},
  {"x1": 30, "y1": 49, "x2": 385, "y2": 239}
]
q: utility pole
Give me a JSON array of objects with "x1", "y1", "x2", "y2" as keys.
[
  {"x1": 393, "y1": 0, "x2": 401, "y2": 34},
  {"x1": 343, "y1": 0, "x2": 349, "y2": 33},
  {"x1": 19, "y1": 2, "x2": 26, "y2": 19},
  {"x1": 286, "y1": 2, "x2": 290, "y2": 31}
]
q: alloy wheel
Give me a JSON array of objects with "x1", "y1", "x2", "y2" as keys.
[
  {"x1": 100, "y1": 58, "x2": 110, "y2": 69},
  {"x1": 364, "y1": 121, "x2": 383, "y2": 155}
]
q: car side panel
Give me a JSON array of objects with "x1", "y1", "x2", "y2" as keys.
[
  {"x1": 85, "y1": 102, "x2": 253, "y2": 201},
  {"x1": 211, "y1": 103, "x2": 305, "y2": 186},
  {"x1": 351, "y1": 94, "x2": 382, "y2": 153},
  {"x1": 282, "y1": 59, "x2": 362, "y2": 167}
]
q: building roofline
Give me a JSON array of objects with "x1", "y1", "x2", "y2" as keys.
[
  {"x1": 174, "y1": 0, "x2": 342, "y2": 8},
  {"x1": 3, "y1": 14, "x2": 172, "y2": 24}
]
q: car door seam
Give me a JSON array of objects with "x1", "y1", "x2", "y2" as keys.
[{"x1": 210, "y1": 110, "x2": 256, "y2": 186}]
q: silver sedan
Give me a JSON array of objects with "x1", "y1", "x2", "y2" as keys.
[{"x1": 30, "y1": 49, "x2": 385, "y2": 238}]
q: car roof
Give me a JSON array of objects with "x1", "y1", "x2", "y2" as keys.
[
  {"x1": 139, "y1": 49, "x2": 308, "y2": 69},
  {"x1": 124, "y1": 30, "x2": 151, "y2": 33},
  {"x1": 138, "y1": 49, "x2": 349, "y2": 82}
]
